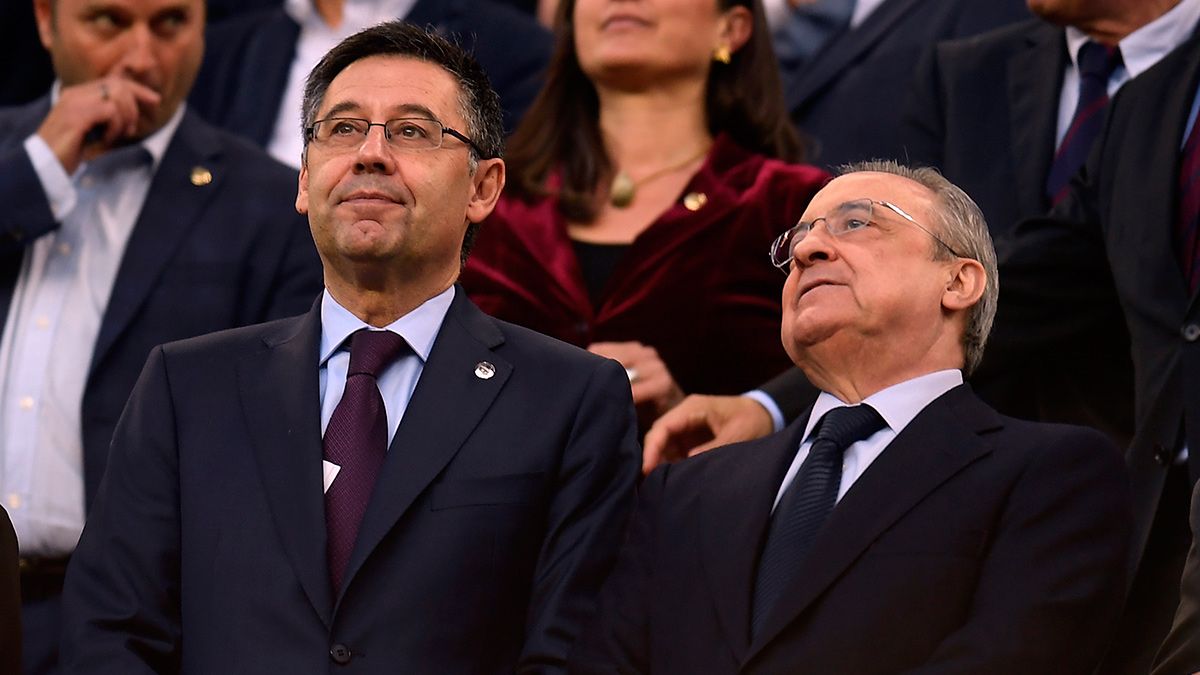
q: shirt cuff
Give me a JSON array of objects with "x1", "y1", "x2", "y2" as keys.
[
  {"x1": 24, "y1": 133, "x2": 76, "y2": 220},
  {"x1": 743, "y1": 389, "x2": 785, "y2": 433}
]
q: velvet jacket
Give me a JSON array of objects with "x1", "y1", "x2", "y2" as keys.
[{"x1": 461, "y1": 135, "x2": 828, "y2": 401}]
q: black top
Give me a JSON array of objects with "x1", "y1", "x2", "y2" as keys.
[{"x1": 571, "y1": 239, "x2": 630, "y2": 309}]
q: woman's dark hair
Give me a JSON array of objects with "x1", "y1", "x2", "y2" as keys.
[{"x1": 504, "y1": 0, "x2": 804, "y2": 222}]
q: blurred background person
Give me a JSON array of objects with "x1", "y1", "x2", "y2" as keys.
[
  {"x1": 460, "y1": 0, "x2": 828, "y2": 430},
  {"x1": 189, "y1": 0, "x2": 553, "y2": 168}
]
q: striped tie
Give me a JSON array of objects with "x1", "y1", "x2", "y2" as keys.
[
  {"x1": 1178, "y1": 113, "x2": 1200, "y2": 293},
  {"x1": 1045, "y1": 42, "x2": 1122, "y2": 205},
  {"x1": 750, "y1": 403, "x2": 886, "y2": 638}
]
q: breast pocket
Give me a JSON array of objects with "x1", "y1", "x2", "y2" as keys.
[{"x1": 428, "y1": 472, "x2": 546, "y2": 511}]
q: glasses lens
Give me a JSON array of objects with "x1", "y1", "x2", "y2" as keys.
[
  {"x1": 385, "y1": 119, "x2": 442, "y2": 149},
  {"x1": 771, "y1": 225, "x2": 799, "y2": 269},
  {"x1": 316, "y1": 118, "x2": 368, "y2": 145}
]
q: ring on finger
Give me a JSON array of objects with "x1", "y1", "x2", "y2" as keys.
[
  {"x1": 99, "y1": 83, "x2": 109, "y2": 101},
  {"x1": 625, "y1": 367, "x2": 640, "y2": 383}
]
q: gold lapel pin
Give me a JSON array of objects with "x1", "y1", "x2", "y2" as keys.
[
  {"x1": 190, "y1": 166, "x2": 213, "y2": 187},
  {"x1": 683, "y1": 192, "x2": 708, "y2": 211},
  {"x1": 474, "y1": 361, "x2": 496, "y2": 380}
]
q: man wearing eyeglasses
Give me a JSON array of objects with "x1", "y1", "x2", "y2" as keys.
[
  {"x1": 572, "y1": 162, "x2": 1132, "y2": 674},
  {"x1": 59, "y1": 21, "x2": 638, "y2": 674}
]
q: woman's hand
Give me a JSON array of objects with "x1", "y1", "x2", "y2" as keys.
[{"x1": 588, "y1": 341, "x2": 684, "y2": 421}]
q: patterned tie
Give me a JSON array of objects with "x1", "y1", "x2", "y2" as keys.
[
  {"x1": 1045, "y1": 41, "x2": 1122, "y2": 205},
  {"x1": 773, "y1": 0, "x2": 857, "y2": 78},
  {"x1": 1177, "y1": 109, "x2": 1200, "y2": 293},
  {"x1": 750, "y1": 403, "x2": 886, "y2": 639},
  {"x1": 324, "y1": 328, "x2": 409, "y2": 591}
]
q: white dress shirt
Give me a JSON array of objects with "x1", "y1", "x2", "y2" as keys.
[
  {"x1": 267, "y1": 0, "x2": 419, "y2": 167},
  {"x1": 1055, "y1": 0, "x2": 1200, "y2": 147},
  {"x1": 773, "y1": 369, "x2": 963, "y2": 510},
  {"x1": 0, "y1": 97, "x2": 184, "y2": 556}
]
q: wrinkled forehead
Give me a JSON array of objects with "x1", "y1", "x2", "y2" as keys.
[
  {"x1": 320, "y1": 55, "x2": 466, "y2": 127},
  {"x1": 802, "y1": 172, "x2": 936, "y2": 222}
]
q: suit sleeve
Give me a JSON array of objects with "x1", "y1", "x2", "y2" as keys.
[
  {"x1": 519, "y1": 358, "x2": 640, "y2": 674},
  {"x1": 759, "y1": 367, "x2": 819, "y2": 424},
  {"x1": 60, "y1": 346, "x2": 183, "y2": 675},
  {"x1": 900, "y1": 426, "x2": 1133, "y2": 674},
  {"x1": 0, "y1": 146, "x2": 59, "y2": 255},
  {"x1": 568, "y1": 464, "x2": 668, "y2": 675},
  {"x1": 1150, "y1": 480, "x2": 1200, "y2": 675},
  {"x1": 0, "y1": 506, "x2": 19, "y2": 675}
]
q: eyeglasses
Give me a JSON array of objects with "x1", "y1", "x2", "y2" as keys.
[
  {"x1": 769, "y1": 198, "x2": 964, "y2": 274},
  {"x1": 305, "y1": 116, "x2": 486, "y2": 157}
]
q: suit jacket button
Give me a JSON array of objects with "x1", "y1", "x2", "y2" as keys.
[
  {"x1": 1184, "y1": 323, "x2": 1200, "y2": 342},
  {"x1": 1154, "y1": 444, "x2": 1173, "y2": 466},
  {"x1": 330, "y1": 644, "x2": 353, "y2": 665}
]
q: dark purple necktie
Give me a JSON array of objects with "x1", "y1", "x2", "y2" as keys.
[
  {"x1": 750, "y1": 404, "x2": 885, "y2": 639},
  {"x1": 1178, "y1": 109, "x2": 1200, "y2": 294},
  {"x1": 324, "y1": 328, "x2": 409, "y2": 591},
  {"x1": 1045, "y1": 42, "x2": 1122, "y2": 205}
]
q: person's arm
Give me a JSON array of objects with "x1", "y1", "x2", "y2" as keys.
[
  {"x1": 902, "y1": 426, "x2": 1132, "y2": 674},
  {"x1": 519, "y1": 358, "x2": 640, "y2": 673},
  {"x1": 0, "y1": 506, "x2": 19, "y2": 675},
  {"x1": 60, "y1": 346, "x2": 182, "y2": 675},
  {"x1": 1150, "y1": 481, "x2": 1200, "y2": 675}
]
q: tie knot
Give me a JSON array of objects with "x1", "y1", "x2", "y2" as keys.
[
  {"x1": 1078, "y1": 41, "x2": 1122, "y2": 79},
  {"x1": 346, "y1": 329, "x2": 409, "y2": 378},
  {"x1": 814, "y1": 404, "x2": 885, "y2": 450}
]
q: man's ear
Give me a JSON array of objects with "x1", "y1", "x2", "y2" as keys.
[
  {"x1": 34, "y1": 0, "x2": 54, "y2": 51},
  {"x1": 295, "y1": 163, "x2": 309, "y2": 215},
  {"x1": 718, "y1": 5, "x2": 753, "y2": 56},
  {"x1": 941, "y1": 258, "x2": 987, "y2": 312},
  {"x1": 466, "y1": 158, "x2": 506, "y2": 224}
]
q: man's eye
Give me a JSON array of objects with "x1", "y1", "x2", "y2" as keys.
[
  {"x1": 330, "y1": 121, "x2": 360, "y2": 136},
  {"x1": 843, "y1": 218, "x2": 871, "y2": 231},
  {"x1": 395, "y1": 123, "x2": 430, "y2": 139}
]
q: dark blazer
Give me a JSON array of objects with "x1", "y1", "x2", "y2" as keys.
[
  {"x1": 984, "y1": 33, "x2": 1200, "y2": 569},
  {"x1": 0, "y1": 98, "x2": 323, "y2": 506},
  {"x1": 1154, "y1": 480, "x2": 1200, "y2": 674},
  {"x1": 189, "y1": 0, "x2": 552, "y2": 142},
  {"x1": 61, "y1": 291, "x2": 639, "y2": 674},
  {"x1": 0, "y1": 506, "x2": 18, "y2": 674},
  {"x1": 572, "y1": 385, "x2": 1133, "y2": 674},
  {"x1": 786, "y1": 0, "x2": 1029, "y2": 171},
  {"x1": 901, "y1": 19, "x2": 1137, "y2": 448}
]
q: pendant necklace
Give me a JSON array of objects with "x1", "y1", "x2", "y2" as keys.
[{"x1": 609, "y1": 145, "x2": 711, "y2": 208}]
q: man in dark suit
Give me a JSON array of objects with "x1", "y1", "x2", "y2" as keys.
[
  {"x1": 61, "y1": 21, "x2": 638, "y2": 674},
  {"x1": 0, "y1": 507, "x2": 19, "y2": 675},
  {"x1": 573, "y1": 163, "x2": 1132, "y2": 673},
  {"x1": 785, "y1": 0, "x2": 1029, "y2": 170},
  {"x1": 188, "y1": 0, "x2": 552, "y2": 167},
  {"x1": 0, "y1": 0, "x2": 322, "y2": 672}
]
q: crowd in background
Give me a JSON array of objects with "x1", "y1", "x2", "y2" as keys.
[{"x1": 5, "y1": 0, "x2": 1200, "y2": 672}]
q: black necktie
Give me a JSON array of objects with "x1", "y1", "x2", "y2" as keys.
[
  {"x1": 1044, "y1": 41, "x2": 1122, "y2": 205},
  {"x1": 750, "y1": 403, "x2": 886, "y2": 638},
  {"x1": 324, "y1": 328, "x2": 409, "y2": 591}
]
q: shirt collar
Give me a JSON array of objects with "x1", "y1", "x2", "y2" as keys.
[
  {"x1": 318, "y1": 285, "x2": 455, "y2": 367},
  {"x1": 286, "y1": 0, "x2": 420, "y2": 28},
  {"x1": 48, "y1": 80, "x2": 184, "y2": 172},
  {"x1": 1065, "y1": 0, "x2": 1200, "y2": 80},
  {"x1": 803, "y1": 369, "x2": 964, "y2": 443}
]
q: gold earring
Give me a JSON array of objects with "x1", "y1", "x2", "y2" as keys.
[{"x1": 713, "y1": 45, "x2": 732, "y2": 64}]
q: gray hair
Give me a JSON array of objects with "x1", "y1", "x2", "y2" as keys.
[{"x1": 839, "y1": 160, "x2": 999, "y2": 375}]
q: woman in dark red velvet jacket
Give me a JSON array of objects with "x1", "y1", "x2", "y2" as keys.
[{"x1": 461, "y1": 0, "x2": 828, "y2": 429}]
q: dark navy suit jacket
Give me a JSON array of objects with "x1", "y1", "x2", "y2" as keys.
[
  {"x1": 573, "y1": 386, "x2": 1132, "y2": 674},
  {"x1": 0, "y1": 98, "x2": 323, "y2": 507},
  {"x1": 60, "y1": 290, "x2": 639, "y2": 674},
  {"x1": 189, "y1": 0, "x2": 552, "y2": 142}
]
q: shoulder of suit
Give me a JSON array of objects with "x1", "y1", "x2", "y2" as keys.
[
  {"x1": 486, "y1": 314, "x2": 615, "y2": 370},
  {"x1": 936, "y1": 18, "x2": 1059, "y2": 65},
  {"x1": 158, "y1": 313, "x2": 306, "y2": 361}
]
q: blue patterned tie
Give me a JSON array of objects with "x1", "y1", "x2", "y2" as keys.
[
  {"x1": 324, "y1": 329, "x2": 409, "y2": 591},
  {"x1": 1044, "y1": 41, "x2": 1122, "y2": 204},
  {"x1": 1178, "y1": 107, "x2": 1200, "y2": 293},
  {"x1": 750, "y1": 403, "x2": 886, "y2": 638}
]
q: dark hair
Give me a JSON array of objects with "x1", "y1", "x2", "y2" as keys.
[
  {"x1": 504, "y1": 0, "x2": 803, "y2": 222},
  {"x1": 300, "y1": 21, "x2": 504, "y2": 263}
]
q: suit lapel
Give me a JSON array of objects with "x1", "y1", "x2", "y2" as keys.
[
  {"x1": 338, "y1": 290, "x2": 511, "y2": 601},
  {"x1": 91, "y1": 112, "x2": 227, "y2": 373},
  {"x1": 786, "y1": 0, "x2": 922, "y2": 113},
  {"x1": 1008, "y1": 24, "x2": 1065, "y2": 218},
  {"x1": 237, "y1": 301, "x2": 333, "y2": 625},
  {"x1": 744, "y1": 386, "x2": 999, "y2": 661},
  {"x1": 698, "y1": 417, "x2": 812, "y2": 662}
]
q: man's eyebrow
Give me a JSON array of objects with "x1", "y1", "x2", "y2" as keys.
[
  {"x1": 323, "y1": 101, "x2": 363, "y2": 119},
  {"x1": 319, "y1": 101, "x2": 444, "y2": 122}
]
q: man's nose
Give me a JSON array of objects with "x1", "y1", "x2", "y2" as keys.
[
  {"x1": 114, "y1": 24, "x2": 156, "y2": 80},
  {"x1": 792, "y1": 219, "x2": 837, "y2": 267},
  {"x1": 354, "y1": 125, "x2": 397, "y2": 173}
]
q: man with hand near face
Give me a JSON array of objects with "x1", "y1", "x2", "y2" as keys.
[
  {"x1": 60, "y1": 21, "x2": 638, "y2": 675},
  {"x1": 0, "y1": 0, "x2": 321, "y2": 672},
  {"x1": 572, "y1": 163, "x2": 1132, "y2": 674}
]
